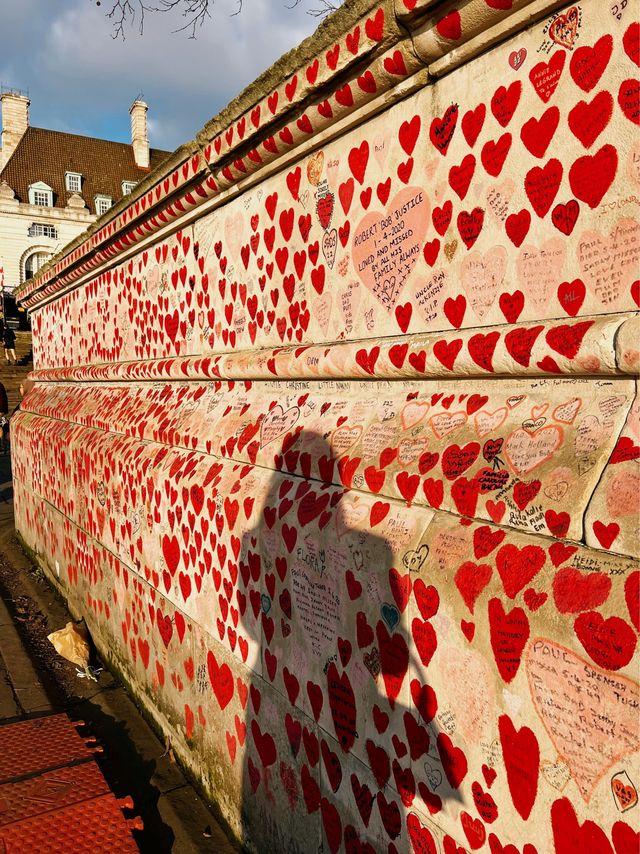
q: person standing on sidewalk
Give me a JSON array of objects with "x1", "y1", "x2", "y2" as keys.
[{"x1": 3, "y1": 323, "x2": 16, "y2": 365}]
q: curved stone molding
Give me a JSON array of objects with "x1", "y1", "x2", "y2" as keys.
[{"x1": 23, "y1": 313, "x2": 640, "y2": 383}]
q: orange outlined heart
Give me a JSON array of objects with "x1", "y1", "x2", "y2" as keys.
[{"x1": 553, "y1": 397, "x2": 582, "y2": 424}]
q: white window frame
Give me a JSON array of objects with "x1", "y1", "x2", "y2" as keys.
[
  {"x1": 28, "y1": 223, "x2": 57, "y2": 239},
  {"x1": 28, "y1": 181, "x2": 53, "y2": 207},
  {"x1": 22, "y1": 247, "x2": 52, "y2": 282},
  {"x1": 65, "y1": 171, "x2": 82, "y2": 193},
  {"x1": 95, "y1": 195, "x2": 112, "y2": 216},
  {"x1": 122, "y1": 181, "x2": 136, "y2": 196}
]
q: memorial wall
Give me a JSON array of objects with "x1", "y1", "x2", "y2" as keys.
[{"x1": 14, "y1": 0, "x2": 639, "y2": 850}]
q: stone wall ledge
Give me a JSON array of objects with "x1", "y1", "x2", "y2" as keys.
[
  {"x1": 12, "y1": 406, "x2": 638, "y2": 567},
  {"x1": 24, "y1": 313, "x2": 640, "y2": 383},
  {"x1": 15, "y1": 366, "x2": 637, "y2": 553}
]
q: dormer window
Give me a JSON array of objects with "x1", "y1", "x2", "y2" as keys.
[
  {"x1": 28, "y1": 181, "x2": 53, "y2": 207},
  {"x1": 122, "y1": 181, "x2": 136, "y2": 196},
  {"x1": 95, "y1": 195, "x2": 112, "y2": 216},
  {"x1": 65, "y1": 171, "x2": 82, "y2": 193}
]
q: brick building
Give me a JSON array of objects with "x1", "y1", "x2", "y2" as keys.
[{"x1": 0, "y1": 92, "x2": 169, "y2": 292}]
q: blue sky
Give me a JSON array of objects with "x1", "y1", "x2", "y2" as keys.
[{"x1": 0, "y1": 0, "x2": 319, "y2": 153}]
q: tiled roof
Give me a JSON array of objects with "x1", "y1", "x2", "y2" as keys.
[{"x1": 0, "y1": 127, "x2": 170, "y2": 209}]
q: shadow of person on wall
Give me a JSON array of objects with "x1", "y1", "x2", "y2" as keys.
[{"x1": 236, "y1": 430, "x2": 463, "y2": 853}]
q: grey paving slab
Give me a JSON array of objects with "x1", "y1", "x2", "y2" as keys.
[
  {"x1": 157, "y1": 785, "x2": 239, "y2": 854},
  {"x1": 0, "y1": 655, "x2": 20, "y2": 719},
  {"x1": 0, "y1": 594, "x2": 52, "y2": 715}
]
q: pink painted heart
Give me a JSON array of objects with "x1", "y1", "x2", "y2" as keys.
[
  {"x1": 504, "y1": 426, "x2": 562, "y2": 474},
  {"x1": 527, "y1": 639, "x2": 639, "y2": 799},
  {"x1": 516, "y1": 237, "x2": 565, "y2": 313},
  {"x1": 577, "y1": 220, "x2": 640, "y2": 308},
  {"x1": 462, "y1": 247, "x2": 507, "y2": 320},
  {"x1": 352, "y1": 187, "x2": 429, "y2": 312}
]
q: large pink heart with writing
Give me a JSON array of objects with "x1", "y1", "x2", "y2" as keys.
[
  {"x1": 335, "y1": 496, "x2": 369, "y2": 538},
  {"x1": 526, "y1": 638, "x2": 640, "y2": 800},
  {"x1": 462, "y1": 247, "x2": 507, "y2": 320},
  {"x1": 516, "y1": 238, "x2": 565, "y2": 312},
  {"x1": 352, "y1": 187, "x2": 430, "y2": 312},
  {"x1": 504, "y1": 426, "x2": 562, "y2": 474},
  {"x1": 224, "y1": 212, "x2": 245, "y2": 257},
  {"x1": 577, "y1": 219, "x2": 640, "y2": 308}
]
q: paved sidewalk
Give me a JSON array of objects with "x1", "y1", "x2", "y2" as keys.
[
  {"x1": 0, "y1": 452, "x2": 239, "y2": 853},
  {"x1": 0, "y1": 713, "x2": 141, "y2": 852},
  {"x1": 0, "y1": 584, "x2": 51, "y2": 718}
]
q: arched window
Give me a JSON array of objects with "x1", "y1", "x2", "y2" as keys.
[{"x1": 23, "y1": 250, "x2": 50, "y2": 281}]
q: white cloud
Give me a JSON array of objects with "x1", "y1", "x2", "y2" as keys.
[{"x1": 1, "y1": 0, "x2": 320, "y2": 151}]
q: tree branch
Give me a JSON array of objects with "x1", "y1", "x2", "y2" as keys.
[
  {"x1": 157, "y1": 0, "x2": 212, "y2": 38},
  {"x1": 306, "y1": 0, "x2": 339, "y2": 17},
  {"x1": 104, "y1": 0, "x2": 148, "y2": 39},
  {"x1": 98, "y1": 0, "x2": 335, "y2": 39}
]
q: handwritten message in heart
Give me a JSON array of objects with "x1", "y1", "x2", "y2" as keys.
[
  {"x1": 527, "y1": 638, "x2": 640, "y2": 800},
  {"x1": 516, "y1": 238, "x2": 565, "y2": 311},
  {"x1": 260, "y1": 404, "x2": 300, "y2": 447},
  {"x1": 504, "y1": 426, "x2": 562, "y2": 474},
  {"x1": 577, "y1": 219, "x2": 640, "y2": 307},
  {"x1": 335, "y1": 497, "x2": 369, "y2": 538},
  {"x1": 462, "y1": 247, "x2": 507, "y2": 320},
  {"x1": 352, "y1": 187, "x2": 429, "y2": 312},
  {"x1": 291, "y1": 562, "x2": 339, "y2": 659}
]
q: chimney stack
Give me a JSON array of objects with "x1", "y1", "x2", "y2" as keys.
[
  {"x1": 1, "y1": 92, "x2": 29, "y2": 170},
  {"x1": 129, "y1": 99, "x2": 149, "y2": 169}
]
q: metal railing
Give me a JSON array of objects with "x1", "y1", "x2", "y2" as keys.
[{"x1": 0, "y1": 84, "x2": 29, "y2": 98}]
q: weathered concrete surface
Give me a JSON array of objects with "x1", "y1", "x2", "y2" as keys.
[{"x1": 12, "y1": 0, "x2": 640, "y2": 851}]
